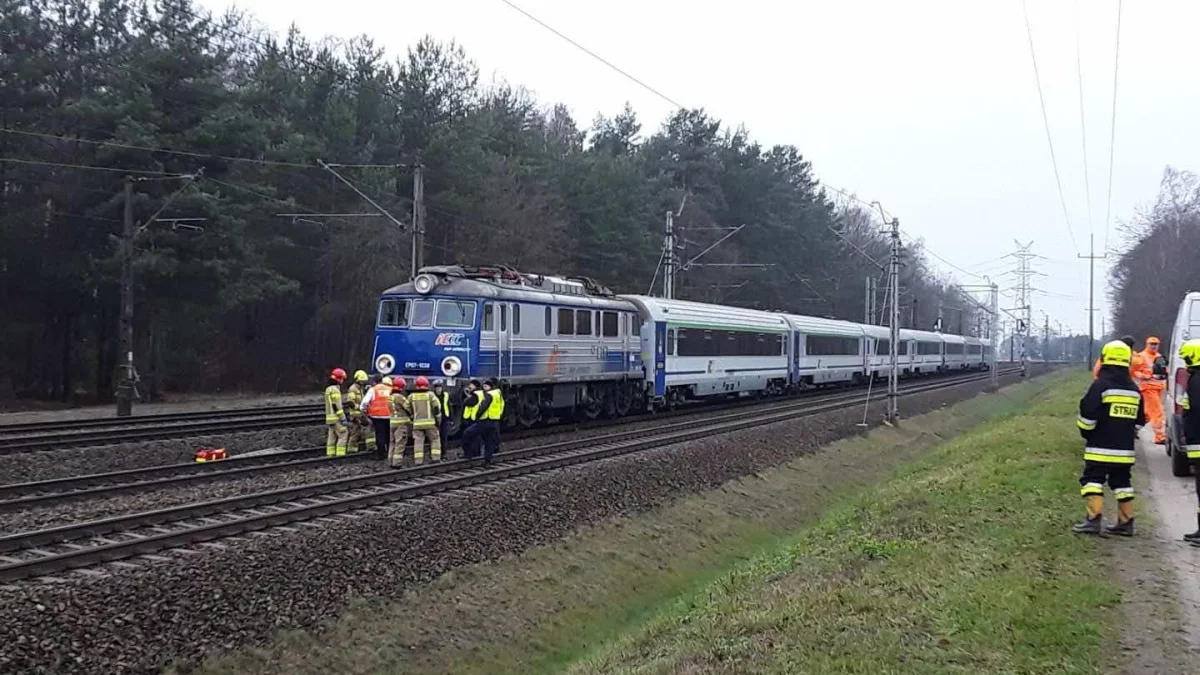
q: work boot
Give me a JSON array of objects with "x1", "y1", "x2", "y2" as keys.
[
  {"x1": 1072, "y1": 516, "x2": 1103, "y2": 535},
  {"x1": 1105, "y1": 518, "x2": 1134, "y2": 537},
  {"x1": 1183, "y1": 530, "x2": 1200, "y2": 543}
]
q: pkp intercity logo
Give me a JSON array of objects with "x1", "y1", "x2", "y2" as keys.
[{"x1": 435, "y1": 332, "x2": 465, "y2": 347}]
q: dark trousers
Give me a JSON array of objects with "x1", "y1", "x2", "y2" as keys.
[
  {"x1": 1079, "y1": 460, "x2": 1133, "y2": 499},
  {"x1": 370, "y1": 417, "x2": 391, "y2": 459},
  {"x1": 462, "y1": 422, "x2": 483, "y2": 459},
  {"x1": 480, "y1": 420, "x2": 501, "y2": 463},
  {"x1": 439, "y1": 418, "x2": 451, "y2": 446}
]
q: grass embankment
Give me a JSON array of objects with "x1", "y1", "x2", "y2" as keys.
[
  {"x1": 572, "y1": 372, "x2": 1117, "y2": 674},
  {"x1": 197, "y1": 373, "x2": 1111, "y2": 675}
]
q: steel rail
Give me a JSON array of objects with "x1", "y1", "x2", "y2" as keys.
[
  {"x1": 0, "y1": 370, "x2": 1019, "y2": 582},
  {"x1": 0, "y1": 403, "x2": 320, "y2": 435}
]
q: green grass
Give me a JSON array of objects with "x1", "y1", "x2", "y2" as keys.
[{"x1": 568, "y1": 372, "x2": 1119, "y2": 674}]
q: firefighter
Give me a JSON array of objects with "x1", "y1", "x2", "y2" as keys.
[
  {"x1": 479, "y1": 378, "x2": 505, "y2": 466},
  {"x1": 1178, "y1": 339, "x2": 1200, "y2": 544},
  {"x1": 460, "y1": 379, "x2": 485, "y2": 459},
  {"x1": 361, "y1": 374, "x2": 393, "y2": 460},
  {"x1": 324, "y1": 368, "x2": 349, "y2": 457},
  {"x1": 388, "y1": 378, "x2": 411, "y2": 468},
  {"x1": 1074, "y1": 340, "x2": 1145, "y2": 536},
  {"x1": 433, "y1": 379, "x2": 452, "y2": 447},
  {"x1": 407, "y1": 376, "x2": 443, "y2": 464},
  {"x1": 1093, "y1": 335, "x2": 1136, "y2": 378},
  {"x1": 1134, "y1": 336, "x2": 1168, "y2": 445},
  {"x1": 345, "y1": 370, "x2": 370, "y2": 454}
]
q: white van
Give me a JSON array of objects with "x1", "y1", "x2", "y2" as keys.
[{"x1": 1165, "y1": 292, "x2": 1200, "y2": 476}]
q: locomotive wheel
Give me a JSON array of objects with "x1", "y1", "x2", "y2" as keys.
[
  {"x1": 615, "y1": 386, "x2": 633, "y2": 416},
  {"x1": 516, "y1": 398, "x2": 541, "y2": 428}
]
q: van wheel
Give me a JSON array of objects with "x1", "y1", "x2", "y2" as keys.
[{"x1": 1171, "y1": 439, "x2": 1192, "y2": 477}]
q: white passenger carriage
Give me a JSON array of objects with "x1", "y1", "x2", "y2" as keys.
[
  {"x1": 903, "y1": 329, "x2": 945, "y2": 374},
  {"x1": 786, "y1": 315, "x2": 868, "y2": 386},
  {"x1": 963, "y1": 336, "x2": 988, "y2": 370},
  {"x1": 861, "y1": 324, "x2": 907, "y2": 378},
  {"x1": 941, "y1": 333, "x2": 967, "y2": 370},
  {"x1": 621, "y1": 296, "x2": 790, "y2": 402}
]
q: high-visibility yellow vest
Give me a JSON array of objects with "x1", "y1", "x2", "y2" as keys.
[
  {"x1": 438, "y1": 391, "x2": 450, "y2": 417},
  {"x1": 408, "y1": 391, "x2": 439, "y2": 428},
  {"x1": 480, "y1": 389, "x2": 505, "y2": 421},
  {"x1": 462, "y1": 390, "x2": 483, "y2": 421},
  {"x1": 324, "y1": 385, "x2": 343, "y2": 424}
]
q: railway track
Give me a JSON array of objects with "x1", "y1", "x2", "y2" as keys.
[
  {"x1": 0, "y1": 368, "x2": 1020, "y2": 582},
  {"x1": 0, "y1": 405, "x2": 321, "y2": 454},
  {"x1": 0, "y1": 368, "x2": 1014, "y2": 510}
]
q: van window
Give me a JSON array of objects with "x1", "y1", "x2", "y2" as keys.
[{"x1": 410, "y1": 300, "x2": 435, "y2": 328}]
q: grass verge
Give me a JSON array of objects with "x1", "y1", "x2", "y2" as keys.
[
  {"x1": 570, "y1": 371, "x2": 1118, "y2": 674},
  {"x1": 195, "y1": 374, "x2": 1079, "y2": 675}
]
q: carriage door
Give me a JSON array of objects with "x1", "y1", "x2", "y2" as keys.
[
  {"x1": 482, "y1": 302, "x2": 511, "y2": 379},
  {"x1": 497, "y1": 303, "x2": 511, "y2": 378}
]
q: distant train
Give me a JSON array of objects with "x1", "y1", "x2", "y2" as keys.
[{"x1": 371, "y1": 265, "x2": 992, "y2": 429}]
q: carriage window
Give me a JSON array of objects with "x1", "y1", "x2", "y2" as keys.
[
  {"x1": 435, "y1": 300, "x2": 475, "y2": 329},
  {"x1": 806, "y1": 336, "x2": 860, "y2": 356},
  {"x1": 668, "y1": 329, "x2": 677, "y2": 356},
  {"x1": 631, "y1": 317, "x2": 641, "y2": 337},
  {"x1": 945, "y1": 343, "x2": 965, "y2": 355},
  {"x1": 410, "y1": 300, "x2": 435, "y2": 328},
  {"x1": 967, "y1": 344, "x2": 983, "y2": 355},
  {"x1": 378, "y1": 299, "x2": 409, "y2": 327},
  {"x1": 557, "y1": 308, "x2": 575, "y2": 336},
  {"x1": 545, "y1": 307, "x2": 552, "y2": 336},
  {"x1": 500, "y1": 304, "x2": 507, "y2": 332},
  {"x1": 576, "y1": 310, "x2": 593, "y2": 336},
  {"x1": 483, "y1": 303, "x2": 494, "y2": 331},
  {"x1": 917, "y1": 341, "x2": 941, "y2": 356},
  {"x1": 876, "y1": 339, "x2": 890, "y2": 355},
  {"x1": 512, "y1": 304, "x2": 522, "y2": 335},
  {"x1": 602, "y1": 311, "x2": 619, "y2": 337}
]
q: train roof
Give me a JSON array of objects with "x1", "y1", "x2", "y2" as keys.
[
  {"x1": 782, "y1": 314, "x2": 866, "y2": 338},
  {"x1": 859, "y1": 324, "x2": 892, "y2": 339},
  {"x1": 620, "y1": 295, "x2": 790, "y2": 331},
  {"x1": 940, "y1": 333, "x2": 966, "y2": 344},
  {"x1": 382, "y1": 267, "x2": 635, "y2": 310}
]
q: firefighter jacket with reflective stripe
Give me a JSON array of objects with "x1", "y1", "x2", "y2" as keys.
[
  {"x1": 408, "y1": 391, "x2": 441, "y2": 428},
  {"x1": 324, "y1": 385, "x2": 344, "y2": 424},
  {"x1": 479, "y1": 389, "x2": 505, "y2": 421},
  {"x1": 1182, "y1": 367, "x2": 1200, "y2": 459},
  {"x1": 462, "y1": 390, "x2": 483, "y2": 421},
  {"x1": 364, "y1": 384, "x2": 392, "y2": 418},
  {"x1": 346, "y1": 383, "x2": 365, "y2": 418},
  {"x1": 390, "y1": 392, "x2": 411, "y2": 424},
  {"x1": 1077, "y1": 365, "x2": 1145, "y2": 464}
]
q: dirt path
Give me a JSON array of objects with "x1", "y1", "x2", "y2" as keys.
[{"x1": 1115, "y1": 429, "x2": 1200, "y2": 673}]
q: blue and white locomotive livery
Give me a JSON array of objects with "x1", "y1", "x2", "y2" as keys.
[{"x1": 371, "y1": 265, "x2": 993, "y2": 426}]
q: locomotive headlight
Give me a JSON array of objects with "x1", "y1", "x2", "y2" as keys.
[
  {"x1": 413, "y1": 273, "x2": 437, "y2": 294},
  {"x1": 375, "y1": 353, "x2": 396, "y2": 375},
  {"x1": 441, "y1": 355, "x2": 462, "y2": 376}
]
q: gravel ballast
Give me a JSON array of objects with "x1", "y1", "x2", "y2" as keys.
[
  {"x1": 0, "y1": 370, "x2": 1042, "y2": 674},
  {"x1": 0, "y1": 426, "x2": 324, "y2": 485}
]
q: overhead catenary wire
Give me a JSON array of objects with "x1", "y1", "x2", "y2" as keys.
[
  {"x1": 0, "y1": 156, "x2": 193, "y2": 177},
  {"x1": 1075, "y1": 0, "x2": 1093, "y2": 233},
  {"x1": 1102, "y1": 0, "x2": 1123, "y2": 253},
  {"x1": 1022, "y1": 0, "x2": 1080, "y2": 255},
  {"x1": 495, "y1": 0, "x2": 684, "y2": 110}
]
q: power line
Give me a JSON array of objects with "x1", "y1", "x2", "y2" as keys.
[
  {"x1": 2, "y1": 128, "x2": 314, "y2": 168},
  {"x1": 1102, "y1": 0, "x2": 1124, "y2": 253},
  {"x1": 1075, "y1": 0, "x2": 1092, "y2": 233},
  {"x1": 1022, "y1": 0, "x2": 1079, "y2": 254},
  {"x1": 495, "y1": 0, "x2": 684, "y2": 110},
  {"x1": 0, "y1": 156, "x2": 192, "y2": 177}
]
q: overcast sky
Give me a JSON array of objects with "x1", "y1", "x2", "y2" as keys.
[{"x1": 197, "y1": 0, "x2": 1199, "y2": 338}]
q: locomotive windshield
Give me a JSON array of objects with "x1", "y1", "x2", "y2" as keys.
[
  {"x1": 378, "y1": 299, "x2": 409, "y2": 327},
  {"x1": 435, "y1": 301, "x2": 475, "y2": 328}
]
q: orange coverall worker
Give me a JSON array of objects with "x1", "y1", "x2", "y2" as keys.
[{"x1": 1134, "y1": 337, "x2": 1167, "y2": 444}]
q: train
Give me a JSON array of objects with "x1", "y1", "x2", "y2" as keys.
[{"x1": 370, "y1": 265, "x2": 992, "y2": 429}]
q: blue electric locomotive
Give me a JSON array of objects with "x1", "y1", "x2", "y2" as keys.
[{"x1": 372, "y1": 266, "x2": 644, "y2": 428}]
